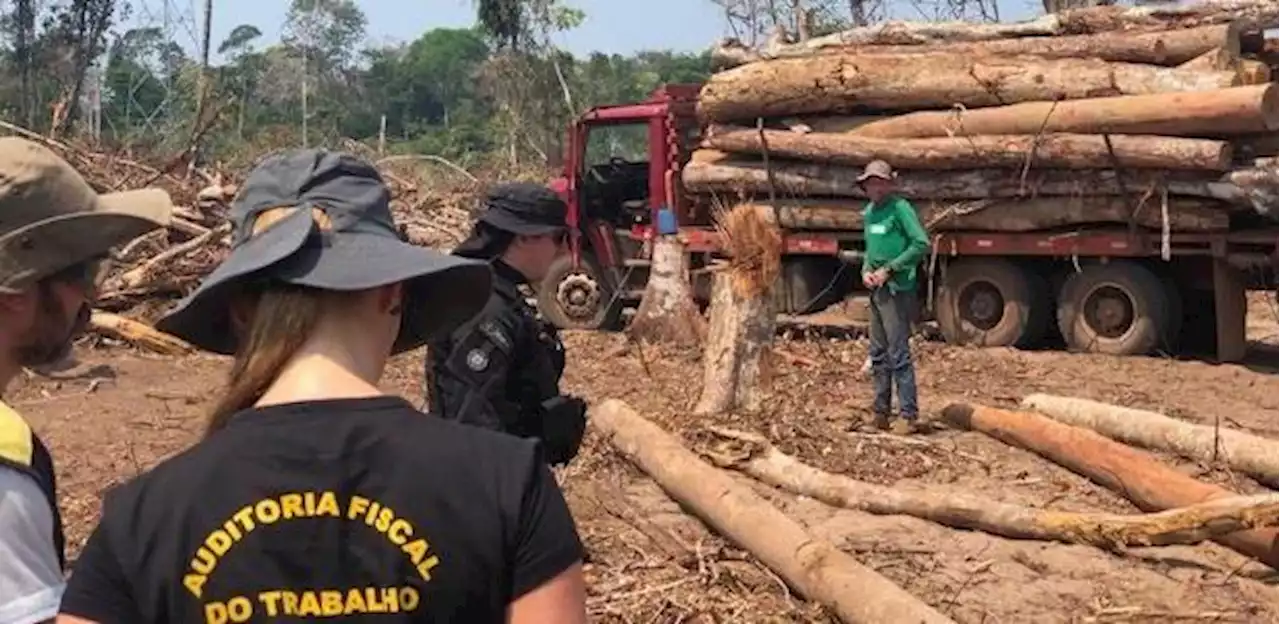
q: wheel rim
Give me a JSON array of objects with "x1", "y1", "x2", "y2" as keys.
[
  {"x1": 1082, "y1": 283, "x2": 1136, "y2": 339},
  {"x1": 556, "y1": 272, "x2": 602, "y2": 322},
  {"x1": 958, "y1": 281, "x2": 1005, "y2": 331}
]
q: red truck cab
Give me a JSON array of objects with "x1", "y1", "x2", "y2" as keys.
[{"x1": 541, "y1": 84, "x2": 1278, "y2": 362}]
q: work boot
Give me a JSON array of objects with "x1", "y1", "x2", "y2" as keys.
[
  {"x1": 871, "y1": 412, "x2": 891, "y2": 430},
  {"x1": 890, "y1": 418, "x2": 920, "y2": 435}
]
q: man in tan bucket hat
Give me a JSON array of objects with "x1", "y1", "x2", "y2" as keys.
[
  {"x1": 857, "y1": 159, "x2": 929, "y2": 435},
  {"x1": 0, "y1": 137, "x2": 172, "y2": 623}
]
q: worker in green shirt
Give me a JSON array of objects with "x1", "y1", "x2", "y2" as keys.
[{"x1": 858, "y1": 160, "x2": 930, "y2": 434}]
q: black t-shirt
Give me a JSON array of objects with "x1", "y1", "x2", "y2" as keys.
[{"x1": 59, "y1": 396, "x2": 584, "y2": 623}]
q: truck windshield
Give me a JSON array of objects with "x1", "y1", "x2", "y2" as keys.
[{"x1": 584, "y1": 122, "x2": 649, "y2": 168}]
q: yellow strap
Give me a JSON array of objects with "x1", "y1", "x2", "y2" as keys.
[{"x1": 0, "y1": 400, "x2": 34, "y2": 467}]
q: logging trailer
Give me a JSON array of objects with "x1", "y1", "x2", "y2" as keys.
[{"x1": 539, "y1": 84, "x2": 1279, "y2": 362}]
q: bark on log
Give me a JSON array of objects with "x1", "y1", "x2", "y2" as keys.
[
  {"x1": 705, "y1": 427, "x2": 1280, "y2": 548},
  {"x1": 695, "y1": 268, "x2": 776, "y2": 415},
  {"x1": 680, "y1": 156, "x2": 1278, "y2": 215},
  {"x1": 89, "y1": 311, "x2": 194, "y2": 356},
  {"x1": 698, "y1": 54, "x2": 1240, "y2": 121},
  {"x1": 733, "y1": 0, "x2": 1276, "y2": 50},
  {"x1": 838, "y1": 84, "x2": 1277, "y2": 138},
  {"x1": 626, "y1": 235, "x2": 707, "y2": 346},
  {"x1": 940, "y1": 402, "x2": 1279, "y2": 568},
  {"x1": 724, "y1": 23, "x2": 1239, "y2": 68},
  {"x1": 1021, "y1": 394, "x2": 1280, "y2": 487},
  {"x1": 745, "y1": 196, "x2": 1229, "y2": 232},
  {"x1": 591, "y1": 399, "x2": 957, "y2": 624},
  {"x1": 705, "y1": 125, "x2": 1233, "y2": 171}
]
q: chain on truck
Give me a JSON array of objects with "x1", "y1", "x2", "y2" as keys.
[{"x1": 533, "y1": 84, "x2": 1278, "y2": 363}]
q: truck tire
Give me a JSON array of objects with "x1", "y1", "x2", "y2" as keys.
[
  {"x1": 1056, "y1": 261, "x2": 1171, "y2": 356},
  {"x1": 935, "y1": 258, "x2": 1050, "y2": 348},
  {"x1": 537, "y1": 254, "x2": 621, "y2": 331}
]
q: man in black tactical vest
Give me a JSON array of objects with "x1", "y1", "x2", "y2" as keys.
[
  {"x1": 425, "y1": 182, "x2": 587, "y2": 466},
  {"x1": 0, "y1": 137, "x2": 172, "y2": 624}
]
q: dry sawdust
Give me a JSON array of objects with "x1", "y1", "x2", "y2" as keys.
[{"x1": 7, "y1": 293, "x2": 1277, "y2": 623}]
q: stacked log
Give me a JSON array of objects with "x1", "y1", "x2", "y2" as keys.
[{"x1": 689, "y1": 0, "x2": 1280, "y2": 230}]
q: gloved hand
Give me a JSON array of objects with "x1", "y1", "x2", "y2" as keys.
[{"x1": 539, "y1": 395, "x2": 587, "y2": 466}]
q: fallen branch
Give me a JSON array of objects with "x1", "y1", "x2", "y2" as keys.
[
  {"x1": 941, "y1": 402, "x2": 1279, "y2": 568},
  {"x1": 704, "y1": 427, "x2": 1279, "y2": 549},
  {"x1": 1021, "y1": 394, "x2": 1280, "y2": 487},
  {"x1": 591, "y1": 399, "x2": 956, "y2": 624},
  {"x1": 89, "y1": 311, "x2": 194, "y2": 356},
  {"x1": 116, "y1": 223, "x2": 230, "y2": 290}
]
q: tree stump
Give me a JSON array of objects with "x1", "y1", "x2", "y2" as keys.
[
  {"x1": 626, "y1": 234, "x2": 706, "y2": 346},
  {"x1": 695, "y1": 204, "x2": 783, "y2": 415}
]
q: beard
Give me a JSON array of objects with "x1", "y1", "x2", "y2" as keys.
[{"x1": 16, "y1": 289, "x2": 91, "y2": 368}]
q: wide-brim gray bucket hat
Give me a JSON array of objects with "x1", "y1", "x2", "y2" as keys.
[{"x1": 155, "y1": 149, "x2": 492, "y2": 355}]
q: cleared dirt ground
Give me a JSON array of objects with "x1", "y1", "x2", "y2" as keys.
[{"x1": 9, "y1": 293, "x2": 1279, "y2": 623}]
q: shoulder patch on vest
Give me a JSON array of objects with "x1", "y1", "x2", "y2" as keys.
[
  {"x1": 466, "y1": 348, "x2": 490, "y2": 372},
  {"x1": 478, "y1": 319, "x2": 513, "y2": 354},
  {"x1": 0, "y1": 401, "x2": 34, "y2": 467}
]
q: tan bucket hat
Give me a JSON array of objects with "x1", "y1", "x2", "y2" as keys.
[
  {"x1": 856, "y1": 159, "x2": 896, "y2": 183},
  {"x1": 0, "y1": 137, "x2": 174, "y2": 293}
]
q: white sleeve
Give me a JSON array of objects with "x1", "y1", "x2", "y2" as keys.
[{"x1": 0, "y1": 466, "x2": 65, "y2": 624}]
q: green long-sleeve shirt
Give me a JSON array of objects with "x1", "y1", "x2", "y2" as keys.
[{"x1": 862, "y1": 195, "x2": 930, "y2": 293}]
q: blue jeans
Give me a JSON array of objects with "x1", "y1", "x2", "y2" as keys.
[{"x1": 869, "y1": 286, "x2": 919, "y2": 420}]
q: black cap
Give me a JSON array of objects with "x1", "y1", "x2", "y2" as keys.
[{"x1": 477, "y1": 182, "x2": 567, "y2": 235}]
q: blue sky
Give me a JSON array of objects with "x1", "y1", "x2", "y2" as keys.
[{"x1": 124, "y1": 0, "x2": 1048, "y2": 60}]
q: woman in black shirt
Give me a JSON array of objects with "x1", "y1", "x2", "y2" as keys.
[{"x1": 56, "y1": 150, "x2": 588, "y2": 623}]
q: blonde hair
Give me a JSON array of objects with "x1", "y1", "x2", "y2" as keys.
[{"x1": 205, "y1": 206, "x2": 337, "y2": 435}]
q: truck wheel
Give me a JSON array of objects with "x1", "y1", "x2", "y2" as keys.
[
  {"x1": 537, "y1": 255, "x2": 620, "y2": 331},
  {"x1": 935, "y1": 258, "x2": 1050, "y2": 348},
  {"x1": 1056, "y1": 261, "x2": 1171, "y2": 356}
]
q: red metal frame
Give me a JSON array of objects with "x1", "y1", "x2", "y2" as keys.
[{"x1": 556, "y1": 83, "x2": 1277, "y2": 270}]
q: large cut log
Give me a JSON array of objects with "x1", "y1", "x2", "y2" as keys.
[
  {"x1": 697, "y1": 54, "x2": 1240, "y2": 121},
  {"x1": 681, "y1": 155, "x2": 1279, "y2": 216},
  {"x1": 695, "y1": 204, "x2": 782, "y2": 415},
  {"x1": 940, "y1": 402, "x2": 1279, "y2": 568},
  {"x1": 591, "y1": 399, "x2": 957, "y2": 624},
  {"x1": 1224, "y1": 156, "x2": 1279, "y2": 218},
  {"x1": 733, "y1": 0, "x2": 1276, "y2": 50},
  {"x1": 718, "y1": 23, "x2": 1239, "y2": 68},
  {"x1": 705, "y1": 427, "x2": 1279, "y2": 548},
  {"x1": 1021, "y1": 394, "x2": 1280, "y2": 487},
  {"x1": 626, "y1": 234, "x2": 706, "y2": 346},
  {"x1": 833, "y1": 84, "x2": 1277, "y2": 139},
  {"x1": 1179, "y1": 46, "x2": 1238, "y2": 71},
  {"x1": 747, "y1": 196, "x2": 1230, "y2": 233},
  {"x1": 705, "y1": 125, "x2": 1233, "y2": 171}
]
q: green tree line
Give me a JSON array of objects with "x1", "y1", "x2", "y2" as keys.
[{"x1": 0, "y1": 0, "x2": 714, "y2": 167}]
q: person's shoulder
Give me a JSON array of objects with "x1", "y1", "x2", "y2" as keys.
[
  {"x1": 890, "y1": 195, "x2": 918, "y2": 212},
  {"x1": 0, "y1": 468, "x2": 64, "y2": 623},
  {"x1": 0, "y1": 465, "x2": 55, "y2": 527},
  {"x1": 86, "y1": 436, "x2": 213, "y2": 520},
  {"x1": 405, "y1": 407, "x2": 541, "y2": 459}
]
